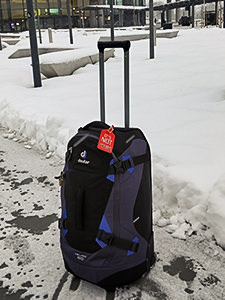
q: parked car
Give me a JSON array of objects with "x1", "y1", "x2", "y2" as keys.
[{"x1": 178, "y1": 16, "x2": 191, "y2": 26}]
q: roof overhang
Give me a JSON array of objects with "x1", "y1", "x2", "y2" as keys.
[
  {"x1": 83, "y1": 1, "x2": 218, "y2": 12},
  {"x1": 83, "y1": 5, "x2": 148, "y2": 11}
]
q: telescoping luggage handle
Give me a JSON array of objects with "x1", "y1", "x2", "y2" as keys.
[{"x1": 98, "y1": 40, "x2": 131, "y2": 128}]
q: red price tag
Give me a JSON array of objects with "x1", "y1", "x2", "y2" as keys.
[{"x1": 97, "y1": 126, "x2": 115, "y2": 153}]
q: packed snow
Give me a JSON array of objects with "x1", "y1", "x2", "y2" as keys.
[{"x1": 0, "y1": 27, "x2": 225, "y2": 249}]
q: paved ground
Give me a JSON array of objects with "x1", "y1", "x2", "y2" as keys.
[{"x1": 0, "y1": 125, "x2": 225, "y2": 300}]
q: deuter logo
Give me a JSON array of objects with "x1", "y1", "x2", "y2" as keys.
[
  {"x1": 80, "y1": 150, "x2": 87, "y2": 159},
  {"x1": 78, "y1": 150, "x2": 90, "y2": 165}
]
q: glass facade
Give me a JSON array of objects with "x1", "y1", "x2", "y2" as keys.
[
  {"x1": 104, "y1": 1, "x2": 145, "y2": 5},
  {"x1": 104, "y1": 1, "x2": 122, "y2": 4},
  {"x1": 0, "y1": 0, "x2": 146, "y2": 32}
]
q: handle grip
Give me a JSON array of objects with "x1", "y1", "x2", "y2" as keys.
[{"x1": 98, "y1": 40, "x2": 130, "y2": 53}]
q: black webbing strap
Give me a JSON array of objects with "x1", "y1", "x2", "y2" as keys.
[
  {"x1": 97, "y1": 230, "x2": 139, "y2": 253},
  {"x1": 108, "y1": 153, "x2": 149, "y2": 174}
]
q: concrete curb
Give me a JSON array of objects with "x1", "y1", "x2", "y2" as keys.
[
  {"x1": 99, "y1": 31, "x2": 179, "y2": 42},
  {"x1": 2, "y1": 39, "x2": 20, "y2": 45},
  {"x1": 8, "y1": 47, "x2": 75, "y2": 59},
  {"x1": 40, "y1": 49, "x2": 114, "y2": 78}
]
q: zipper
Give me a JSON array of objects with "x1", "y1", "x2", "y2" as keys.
[{"x1": 113, "y1": 173, "x2": 120, "y2": 237}]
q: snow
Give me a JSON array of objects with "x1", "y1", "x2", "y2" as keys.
[{"x1": 1, "y1": 27, "x2": 225, "y2": 249}]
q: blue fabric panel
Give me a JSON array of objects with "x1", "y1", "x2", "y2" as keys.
[
  {"x1": 99, "y1": 215, "x2": 112, "y2": 233},
  {"x1": 121, "y1": 155, "x2": 130, "y2": 160},
  {"x1": 127, "y1": 237, "x2": 139, "y2": 256},
  {"x1": 62, "y1": 208, "x2": 68, "y2": 236},
  {"x1": 107, "y1": 159, "x2": 115, "y2": 181},
  {"x1": 121, "y1": 155, "x2": 134, "y2": 174},
  {"x1": 95, "y1": 238, "x2": 107, "y2": 248},
  {"x1": 96, "y1": 215, "x2": 112, "y2": 248},
  {"x1": 128, "y1": 167, "x2": 134, "y2": 174},
  {"x1": 63, "y1": 229, "x2": 68, "y2": 236},
  {"x1": 107, "y1": 174, "x2": 115, "y2": 182},
  {"x1": 62, "y1": 208, "x2": 67, "y2": 219}
]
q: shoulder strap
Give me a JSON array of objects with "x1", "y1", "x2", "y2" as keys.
[
  {"x1": 108, "y1": 153, "x2": 149, "y2": 174},
  {"x1": 97, "y1": 230, "x2": 139, "y2": 253}
]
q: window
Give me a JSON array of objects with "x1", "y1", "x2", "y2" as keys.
[{"x1": 105, "y1": 0, "x2": 123, "y2": 4}]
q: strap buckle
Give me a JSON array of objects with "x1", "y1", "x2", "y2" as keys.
[
  {"x1": 97, "y1": 230, "x2": 114, "y2": 246},
  {"x1": 113, "y1": 159, "x2": 132, "y2": 174},
  {"x1": 130, "y1": 241, "x2": 139, "y2": 253}
]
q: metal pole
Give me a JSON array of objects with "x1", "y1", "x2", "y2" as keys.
[
  {"x1": 35, "y1": 0, "x2": 42, "y2": 44},
  {"x1": 124, "y1": 49, "x2": 130, "y2": 128},
  {"x1": 192, "y1": 3, "x2": 195, "y2": 27},
  {"x1": 66, "y1": 0, "x2": 73, "y2": 44},
  {"x1": 110, "y1": 0, "x2": 114, "y2": 41},
  {"x1": 6, "y1": 0, "x2": 12, "y2": 31},
  {"x1": 203, "y1": 0, "x2": 206, "y2": 27},
  {"x1": 57, "y1": 0, "x2": 62, "y2": 16},
  {"x1": 97, "y1": 9, "x2": 99, "y2": 28},
  {"x1": 0, "y1": 0, "x2": 2, "y2": 48},
  {"x1": 149, "y1": 0, "x2": 154, "y2": 59},
  {"x1": 0, "y1": 0, "x2": 3, "y2": 32},
  {"x1": 99, "y1": 51, "x2": 105, "y2": 123},
  {"x1": 81, "y1": 0, "x2": 84, "y2": 28},
  {"x1": 26, "y1": 0, "x2": 42, "y2": 88},
  {"x1": 22, "y1": 0, "x2": 27, "y2": 30},
  {"x1": 46, "y1": 0, "x2": 50, "y2": 15},
  {"x1": 215, "y1": 0, "x2": 218, "y2": 26},
  {"x1": 161, "y1": 11, "x2": 165, "y2": 27},
  {"x1": 166, "y1": 0, "x2": 172, "y2": 22},
  {"x1": 218, "y1": 0, "x2": 222, "y2": 27},
  {"x1": 57, "y1": 0, "x2": 62, "y2": 28},
  {"x1": 223, "y1": 0, "x2": 225, "y2": 28}
]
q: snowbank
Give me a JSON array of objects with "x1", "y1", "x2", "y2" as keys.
[{"x1": 0, "y1": 27, "x2": 225, "y2": 249}]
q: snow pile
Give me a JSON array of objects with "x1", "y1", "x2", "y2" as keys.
[
  {"x1": 0, "y1": 27, "x2": 225, "y2": 249},
  {"x1": 207, "y1": 175, "x2": 225, "y2": 247}
]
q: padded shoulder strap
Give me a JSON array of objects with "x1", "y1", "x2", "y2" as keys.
[
  {"x1": 97, "y1": 230, "x2": 139, "y2": 253},
  {"x1": 108, "y1": 153, "x2": 149, "y2": 174}
]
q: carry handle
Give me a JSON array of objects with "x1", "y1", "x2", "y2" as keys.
[
  {"x1": 98, "y1": 40, "x2": 130, "y2": 53},
  {"x1": 98, "y1": 40, "x2": 130, "y2": 128}
]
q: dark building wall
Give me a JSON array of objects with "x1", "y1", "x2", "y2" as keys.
[{"x1": 123, "y1": 0, "x2": 133, "y2": 5}]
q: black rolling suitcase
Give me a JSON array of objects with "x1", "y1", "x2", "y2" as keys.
[{"x1": 58, "y1": 40, "x2": 155, "y2": 290}]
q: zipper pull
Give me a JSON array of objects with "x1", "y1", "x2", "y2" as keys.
[
  {"x1": 59, "y1": 175, "x2": 63, "y2": 186},
  {"x1": 55, "y1": 171, "x2": 65, "y2": 186},
  {"x1": 66, "y1": 147, "x2": 73, "y2": 163}
]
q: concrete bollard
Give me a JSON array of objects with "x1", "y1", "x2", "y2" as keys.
[
  {"x1": 48, "y1": 28, "x2": 53, "y2": 43},
  {"x1": 154, "y1": 25, "x2": 157, "y2": 46}
]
